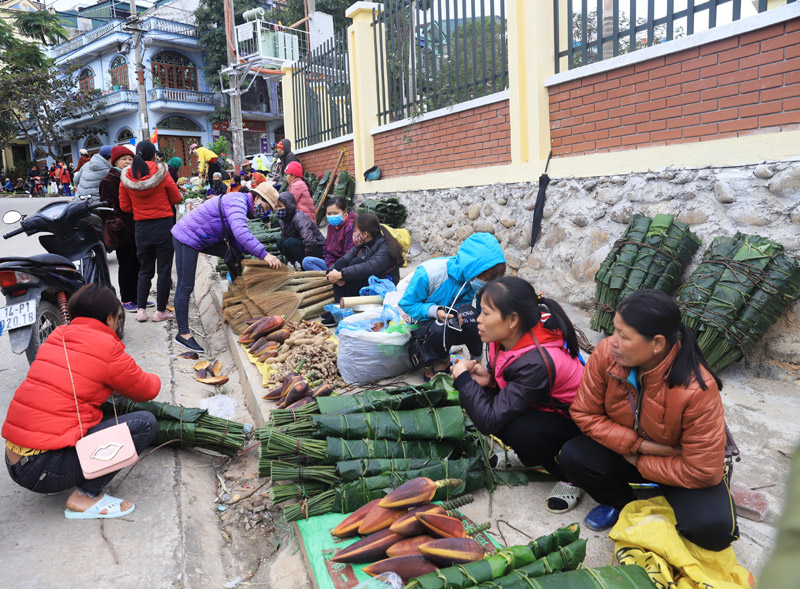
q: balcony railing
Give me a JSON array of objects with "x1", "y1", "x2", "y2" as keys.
[
  {"x1": 96, "y1": 89, "x2": 138, "y2": 107},
  {"x1": 49, "y1": 16, "x2": 198, "y2": 60},
  {"x1": 147, "y1": 87, "x2": 215, "y2": 104}
]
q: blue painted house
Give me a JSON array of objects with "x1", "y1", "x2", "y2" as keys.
[{"x1": 47, "y1": 1, "x2": 283, "y2": 175}]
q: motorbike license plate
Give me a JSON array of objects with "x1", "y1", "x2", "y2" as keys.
[{"x1": 0, "y1": 300, "x2": 36, "y2": 334}]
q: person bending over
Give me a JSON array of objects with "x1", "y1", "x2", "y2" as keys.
[
  {"x1": 2, "y1": 285, "x2": 160, "y2": 519},
  {"x1": 171, "y1": 191, "x2": 282, "y2": 353},
  {"x1": 559, "y1": 289, "x2": 738, "y2": 551},
  {"x1": 399, "y1": 233, "x2": 505, "y2": 380},
  {"x1": 452, "y1": 276, "x2": 585, "y2": 512}
]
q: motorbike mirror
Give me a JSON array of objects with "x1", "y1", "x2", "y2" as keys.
[{"x1": 2, "y1": 210, "x2": 22, "y2": 224}]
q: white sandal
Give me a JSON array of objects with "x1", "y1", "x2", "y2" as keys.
[{"x1": 546, "y1": 481, "x2": 583, "y2": 514}]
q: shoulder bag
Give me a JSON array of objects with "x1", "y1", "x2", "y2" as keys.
[
  {"x1": 218, "y1": 195, "x2": 244, "y2": 279},
  {"x1": 64, "y1": 336, "x2": 138, "y2": 479}
]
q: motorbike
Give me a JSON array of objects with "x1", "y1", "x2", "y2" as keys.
[
  {"x1": 28, "y1": 175, "x2": 45, "y2": 197},
  {"x1": 0, "y1": 199, "x2": 115, "y2": 363}
]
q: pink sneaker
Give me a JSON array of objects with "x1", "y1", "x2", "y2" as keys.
[
  {"x1": 136, "y1": 308, "x2": 148, "y2": 322},
  {"x1": 151, "y1": 310, "x2": 174, "y2": 322}
]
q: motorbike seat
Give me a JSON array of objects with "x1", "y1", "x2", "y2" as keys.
[{"x1": 29, "y1": 253, "x2": 75, "y2": 267}]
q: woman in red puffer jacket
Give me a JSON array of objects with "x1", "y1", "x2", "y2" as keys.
[
  {"x1": 2, "y1": 285, "x2": 160, "y2": 519},
  {"x1": 119, "y1": 140, "x2": 181, "y2": 323}
]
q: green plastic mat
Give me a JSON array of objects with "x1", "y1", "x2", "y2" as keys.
[{"x1": 295, "y1": 508, "x2": 502, "y2": 589}]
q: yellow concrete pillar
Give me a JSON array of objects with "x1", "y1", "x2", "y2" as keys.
[
  {"x1": 507, "y1": 0, "x2": 557, "y2": 165},
  {"x1": 281, "y1": 64, "x2": 297, "y2": 145},
  {"x1": 346, "y1": 1, "x2": 384, "y2": 181}
]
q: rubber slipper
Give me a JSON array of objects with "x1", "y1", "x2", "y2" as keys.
[
  {"x1": 546, "y1": 481, "x2": 583, "y2": 514},
  {"x1": 64, "y1": 494, "x2": 135, "y2": 520}
]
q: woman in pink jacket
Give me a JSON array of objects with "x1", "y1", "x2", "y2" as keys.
[{"x1": 284, "y1": 161, "x2": 316, "y2": 220}]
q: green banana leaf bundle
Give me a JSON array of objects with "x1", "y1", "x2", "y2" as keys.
[
  {"x1": 106, "y1": 398, "x2": 250, "y2": 456},
  {"x1": 270, "y1": 480, "x2": 329, "y2": 504},
  {"x1": 591, "y1": 214, "x2": 700, "y2": 334},
  {"x1": 284, "y1": 457, "x2": 487, "y2": 521},
  {"x1": 475, "y1": 539, "x2": 587, "y2": 588},
  {"x1": 269, "y1": 460, "x2": 339, "y2": 485},
  {"x1": 336, "y1": 458, "x2": 455, "y2": 482},
  {"x1": 332, "y1": 170, "x2": 356, "y2": 202},
  {"x1": 312, "y1": 171, "x2": 331, "y2": 223},
  {"x1": 481, "y1": 563, "x2": 652, "y2": 588},
  {"x1": 406, "y1": 524, "x2": 581, "y2": 589},
  {"x1": 324, "y1": 437, "x2": 457, "y2": 463},
  {"x1": 356, "y1": 197, "x2": 408, "y2": 228},
  {"x1": 310, "y1": 406, "x2": 466, "y2": 441},
  {"x1": 678, "y1": 233, "x2": 800, "y2": 372}
]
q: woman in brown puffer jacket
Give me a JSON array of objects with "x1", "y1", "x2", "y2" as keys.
[{"x1": 558, "y1": 289, "x2": 738, "y2": 551}]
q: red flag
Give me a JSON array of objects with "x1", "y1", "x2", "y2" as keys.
[{"x1": 150, "y1": 128, "x2": 158, "y2": 144}]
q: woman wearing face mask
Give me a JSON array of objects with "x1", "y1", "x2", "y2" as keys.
[
  {"x1": 559, "y1": 290, "x2": 737, "y2": 550},
  {"x1": 302, "y1": 197, "x2": 356, "y2": 272},
  {"x1": 399, "y1": 233, "x2": 506, "y2": 381},
  {"x1": 320, "y1": 213, "x2": 404, "y2": 327},
  {"x1": 171, "y1": 191, "x2": 282, "y2": 353},
  {"x1": 452, "y1": 276, "x2": 585, "y2": 512},
  {"x1": 274, "y1": 192, "x2": 325, "y2": 266}
]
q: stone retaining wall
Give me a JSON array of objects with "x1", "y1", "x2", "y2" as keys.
[{"x1": 362, "y1": 161, "x2": 800, "y2": 376}]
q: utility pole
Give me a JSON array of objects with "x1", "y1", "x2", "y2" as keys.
[
  {"x1": 126, "y1": 0, "x2": 151, "y2": 141},
  {"x1": 225, "y1": 0, "x2": 245, "y2": 172}
]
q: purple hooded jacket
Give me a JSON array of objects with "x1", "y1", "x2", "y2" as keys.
[
  {"x1": 324, "y1": 212, "x2": 356, "y2": 266},
  {"x1": 171, "y1": 192, "x2": 267, "y2": 259}
]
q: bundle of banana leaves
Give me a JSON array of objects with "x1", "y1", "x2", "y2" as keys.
[
  {"x1": 591, "y1": 214, "x2": 701, "y2": 334},
  {"x1": 357, "y1": 197, "x2": 407, "y2": 228},
  {"x1": 104, "y1": 398, "x2": 250, "y2": 457},
  {"x1": 479, "y1": 563, "x2": 652, "y2": 588},
  {"x1": 216, "y1": 220, "x2": 282, "y2": 276},
  {"x1": 267, "y1": 384, "x2": 455, "y2": 426},
  {"x1": 406, "y1": 524, "x2": 582, "y2": 589},
  {"x1": 678, "y1": 232, "x2": 800, "y2": 372},
  {"x1": 312, "y1": 170, "x2": 331, "y2": 223},
  {"x1": 278, "y1": 407, "x2": 466, "y2": 441}
]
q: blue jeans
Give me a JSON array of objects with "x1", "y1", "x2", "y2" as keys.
[
  {"x1": 62, "y1": 183, "x2": 71, "y2": 197},
  {"x1": 173, "y1": 237, "x2": 228, "y2": 335},
  {"x1": 302, "y1": 256, "x2": 328, "y2": 271},
  {"x1": 5, "y1": 411, "x2": 157, "y2": 498}
]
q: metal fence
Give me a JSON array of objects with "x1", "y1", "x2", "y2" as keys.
[
  {"x1": 555, "y1": 0, "x2": 798, "y2": 73},
  {"x1": 292, "y1": 29, "x2": 353, "y2": 149},
  {"x1": 372, "y1": 0, "x2": 508, "y2": 126}
]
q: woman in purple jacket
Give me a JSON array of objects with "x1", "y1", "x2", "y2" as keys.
[
  {"x1": 171, "y1": 191, "x2": 281, "y2": 353},
  {"x1": 301, "y1": 197, "x2": 356, "y2": 271}
]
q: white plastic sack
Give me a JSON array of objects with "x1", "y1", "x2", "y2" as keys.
[
  {"x1": 195, "y1": 394, "x2": 237, "y2": 421},
  {"x1": 336, "y1": 309, "x2": 412, "y2": 384}
]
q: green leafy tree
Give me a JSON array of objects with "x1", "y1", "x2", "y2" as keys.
[{"x1": 0, "y1": 12, "x2": 97, "y2": 160}]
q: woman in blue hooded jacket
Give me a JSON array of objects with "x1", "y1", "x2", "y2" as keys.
[
  {"x1": 399, "y1": 233, "x2": 506, "y2": 380},
  {"x1": 171, "y1": 191, "x2": 281, "y2": 353}
]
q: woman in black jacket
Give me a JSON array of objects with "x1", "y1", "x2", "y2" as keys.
[
  {"x1": 321, "y1": 213, "x2": 404, "y2": 326},
  {"x1": 275, "y1": 191, "x2": 325, "y2": 265}
]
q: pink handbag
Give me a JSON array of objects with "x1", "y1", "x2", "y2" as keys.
[{"x1": 63, "y1": 336, "x2": 139, "y2": 479}]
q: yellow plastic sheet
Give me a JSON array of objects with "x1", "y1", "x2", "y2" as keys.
[{"x1": 610, "y1": 496, "x2": 755, "y2": 589}]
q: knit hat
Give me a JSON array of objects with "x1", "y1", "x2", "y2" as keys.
[
  {"x1": 110, "y1": 145, "x2": 134, "y2": 166},
  {"x1": 189, "y1": 143, "x2": 198, "y2": 152},
  {"x1": 212, "y1": 172, "x2": 222, "y2": 178},
  {"x1": 99, "y1": 145, "x2": 113, "y2": 158},
  {"x1": 167, "y1": 156, "x2": 183, "y2": 169},
  {"x1": 285, "y1": 161, "x2": 302, "y2": 177},
  {"x1": 80, "y1": 148, "x2": 88, "y2": 155}
]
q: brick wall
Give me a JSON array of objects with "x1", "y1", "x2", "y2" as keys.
[
  {"x1": 297, "y1": 139, "x2": 355, "y2": 179},
  {"x1": 373, "y1": 100, "x2": 511, "y2": 177},
  {"x1": 549, "y1": 18, "x2": 800, "y2": 156}
]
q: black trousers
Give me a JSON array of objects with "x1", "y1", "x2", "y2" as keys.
[
  {"x1": 135, "y1": 217, "x2": 174, "y2": 311},
  {"x1": 115, "y1": 243, "x2": 140, "y2": 304},
  {"x1": 558, "y1": 435, "x2": 739, "y2": 551},
  {"x1": 414, "y1": 303, "x2": 482, "y2": 366},
  {"x1": 498, "y1": 411, "x2": 581, "y2": 480},
  {"x1": 277, "y1": 237, "x2": 323, "y2": 265}
]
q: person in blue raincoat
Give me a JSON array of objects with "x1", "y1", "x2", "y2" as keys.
[{"x1": 399, "y1": 233, "x2": 506, "y2": 380}]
